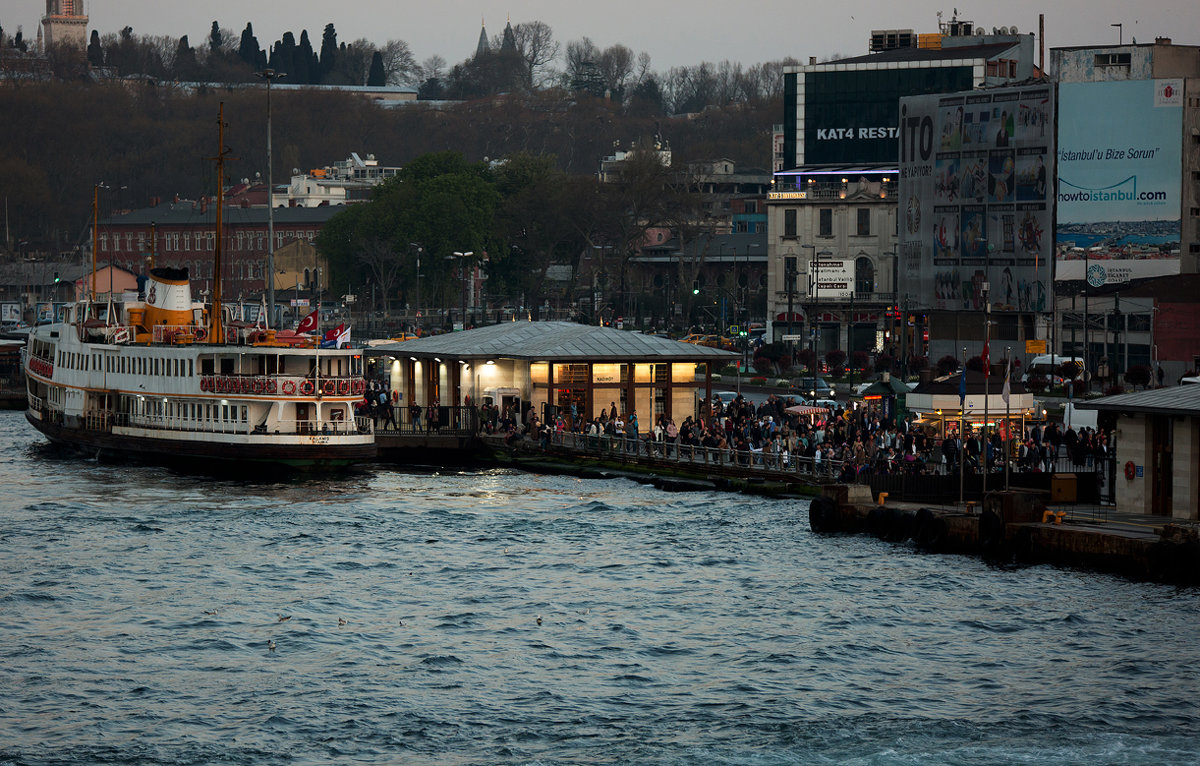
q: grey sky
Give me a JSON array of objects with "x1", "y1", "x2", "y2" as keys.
[{"x1": 7, "y1": 0, "x2": 1198, "y2": 73}]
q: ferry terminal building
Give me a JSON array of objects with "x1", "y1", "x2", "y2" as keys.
[{"x1": 367, "y1": 322, "x2": 739, "y2": 424}]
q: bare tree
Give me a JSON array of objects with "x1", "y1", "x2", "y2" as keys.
[
  {"x1": 379, "y1": 39, "x2": 417, "y2": 85},
  {"x1": 564, "y1": 37, "x2": 599, "y2": 86},
  {"x1": 512, "y1": 21, "x2": 559, "y2": 88},
  {"x1": 356, "y1": 237, "x2": 403, "y2": 314},
  {"x1": 417, "y1": 54, "x2": 446, "y2": 83},
  {"x1": 633, "y1": 52, "x2": 653, "y2": 86},
  {"x1": 597, "y1": 44, "x2": 634, "y2": 99}
]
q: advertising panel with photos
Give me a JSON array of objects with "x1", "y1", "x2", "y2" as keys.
[
  {"x1": 898, "y1": 85, "x2": 1054, "y2": 313},
  {"x1": 1055, "y1": 79, "x2": 1182, "y2": 286}
]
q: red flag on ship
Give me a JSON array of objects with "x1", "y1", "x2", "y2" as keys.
[
  {"x1": 296, "y1": 310, "x2": 318, "y2": 334},
  {"x1": 324, "y1": 323, "x2": 345, "y2": 342}
]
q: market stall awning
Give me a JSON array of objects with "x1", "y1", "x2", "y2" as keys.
[{"x1": 785, "y1": 405, "x2": 830, "y2": 416}]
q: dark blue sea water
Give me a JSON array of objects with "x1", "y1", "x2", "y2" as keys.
[{"x1": 2, "y1": 410, "x2": 1198, "y2": 765}]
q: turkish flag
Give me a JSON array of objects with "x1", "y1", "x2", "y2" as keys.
[
  {"x1": 324, "y1": 323, "x2": 344, "y2": 341},
  {"x1": 296, "y1": 310, "x2": 318, "y2": 334}
]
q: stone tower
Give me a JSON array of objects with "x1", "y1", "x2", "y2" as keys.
[{"x1": 42, "y1": 0, "x2": 88, "y2": 49}]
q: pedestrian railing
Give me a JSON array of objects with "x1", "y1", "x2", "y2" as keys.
[{"x1": 541, "y1": 430, "x2": 845, "y2": 481}]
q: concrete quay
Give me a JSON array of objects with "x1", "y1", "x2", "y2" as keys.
[{"x1": 810, "y1": 485, "x2": 1200, "y2": 585}]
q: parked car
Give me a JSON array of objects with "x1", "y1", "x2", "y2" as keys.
[
  {"x1": 789, "y1": 376, "x2": 834, "y2": 401},
  {"x1": 712, "y1": 390, "x2": 741, "y2": 408}
]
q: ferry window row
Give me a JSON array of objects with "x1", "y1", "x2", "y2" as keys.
[
  {"x1": 134, "y1": 398, "x2": 247, "y2": 426},
  {"x1": 99, "y1": 355, "x2": 195, "y2": 377}
]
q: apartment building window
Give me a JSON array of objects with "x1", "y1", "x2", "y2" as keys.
[
  {"x1": 856, "y1": 208, "x2": 870, "y2": 236},
  {"x1": 183, "y1": 233, "x2": 190, "y2": 251},
  {"x1": 819, "y1": 208, "x2": 833, "y2": 237},
  {"x1": 744, "y1": 201, "x2": 757, "y2": 214},
  {"x1": 99, "y1": 234, "x2": 107, "y2": 252},
  {"x1": 784, "y1": 209, "x2": 797, "y2": 238}
]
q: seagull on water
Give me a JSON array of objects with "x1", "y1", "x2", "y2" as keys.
[
  {"x1": 338, "y1": 618, "x2": 347, "y2": 627},
  {"x1": 203, "y1": 609, "x2": 217, "y2": 616},
  {"x1": 268, "y1": 639, "x2": 276, "y2": 652},
  {"x1": 536, "y1": 615, "x2": 543, "y2": 626},
  {"x1": 278, "y1": 615, "x2": 291, "y2": 623}
]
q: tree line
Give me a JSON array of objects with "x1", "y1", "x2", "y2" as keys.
[
  {"x1": 0, "y1": 79, "x2": 777, "y2": 253},
  {"x1": 316, "y1": 148, "x2": 732, "y2": 325},
  {"x1": 0, "y1": 17, "x2": 796, "y2": 115}
]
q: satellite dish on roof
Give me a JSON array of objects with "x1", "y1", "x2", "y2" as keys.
[
  {"x1": 975, "y1": 27, "x2": 985, "y2": 36},
  {"x1": 1010, "y1": 26, "x2": 1018, "y2": 34}
]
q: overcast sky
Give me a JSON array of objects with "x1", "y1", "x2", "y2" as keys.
[{"x1": 7, "y1": 0, "x2": 1198, "y2": 73}]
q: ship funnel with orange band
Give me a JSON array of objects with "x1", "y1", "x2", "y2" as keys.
[{"x1": 142, "y1": 267, "x2": 194, "y2": 327}]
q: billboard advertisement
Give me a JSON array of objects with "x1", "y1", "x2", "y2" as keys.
[
  {"x1": 1055, "y1": 79, "x2": 1182, "y2": 284},
  {"x1": 898, "y1": 85, "x2": 1054, "y2": 313},
  {"x1": 797, "y1": 65, "x2": 975, "y2": 166}
]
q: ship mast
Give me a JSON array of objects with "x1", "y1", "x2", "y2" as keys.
[
  {"x1": 91, "y1": 183, "x2": 99, "y2": 303},
  {"x1": 207, "y1": 103, "x2": 237, "y2": 344}
]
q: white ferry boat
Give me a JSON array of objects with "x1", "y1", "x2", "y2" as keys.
[
  {"x1": 22, "y1": 103, "x2": 375, "y2": 472},
  {"x1": 23, "y1": 266, "x2": 376, "y2": 471}
]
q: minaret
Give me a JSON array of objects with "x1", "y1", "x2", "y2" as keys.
[
  {"x1": 475, "y1": 18, "x2": 490, "y2": 59},
  {"x1": 42, "y1": 0, "x2": 88, "y2": 49}
]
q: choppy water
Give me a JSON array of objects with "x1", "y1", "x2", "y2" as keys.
[{"x1": 1, "y1": 410, "x2": 1198, "y2": 765}]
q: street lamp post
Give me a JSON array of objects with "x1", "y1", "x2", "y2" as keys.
[
  {"x1": 982, "y1": 280, "x2": 991, "y2": 498},
  {"x1": 451, "y1": 251, "x2": 473, "y2": 330},
  {"x1": 410, "y1": 242, "x2": 422, "y2": 330}
]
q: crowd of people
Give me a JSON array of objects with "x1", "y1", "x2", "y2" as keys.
[
  {"x1": 354, "y1": 382, "x2": 1115, "y2": 483},
  {"x1": 503, "y1": 391, "x2": 1114, "y2": 481}
]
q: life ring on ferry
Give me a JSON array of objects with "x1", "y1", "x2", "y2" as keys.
[
  {"x1": 194, "y1": 327, "x2": 207, "y2": 342},
  {"x1": 356, "y1": 380, "x2": 366, "y2": 395},
  {"x1": 253, "y1": 378, "x2": 264, "y2": 394},
  {"x1": 282, "y1": 380, "x2": 297, "y2": 395},
  {"x1": 200, "y1": 377, "x2": 210, "y2": 392},
  {"x1": 321, "y1": 380, "x2": 335, "y2": 396},
  {"x1": 299, "y1": 380, "x2": 315, "y2": 396},
  {"x1": 212, "y1": 377, "x2": 222, "y2": 393},
  {"x1": 1124, "y1": 461, "x2": 1136, "y2": 481},
  {"x1": 339, "y1": 380, "x2": 350, "y2": 396},
  {"x1": 266, "y1": 380, "x2": 277, "y2": 394}
]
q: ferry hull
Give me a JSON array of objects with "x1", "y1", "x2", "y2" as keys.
[{"x1": 26, "y1": 411, "x2": 376, "y2": 473}]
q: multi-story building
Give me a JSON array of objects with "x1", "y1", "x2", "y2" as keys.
[
  {"x1": 96, "y1": 199, "x2": 340, "y2": 302},
  {"x1": 767, "y1": 17, "x2": 1040, "y2": 361},
  {"x1": 1050, "y1": 38, "x2": 1200, "y2": 382},
  {"x1": 276, "y1": 153, "x2": 402, "y2": 208}
]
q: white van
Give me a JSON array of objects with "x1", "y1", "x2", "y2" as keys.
[{"x1": 1021, "y1": 355, "x2": 1085, "y2": 385}]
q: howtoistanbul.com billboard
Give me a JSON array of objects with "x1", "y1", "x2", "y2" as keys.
[
  {"x1": 1056, "y1": 79, "x2": 1182, "y2": 285},
  {"x1": 897, "y1": 85, "x2": 1054, "y2": 313}
]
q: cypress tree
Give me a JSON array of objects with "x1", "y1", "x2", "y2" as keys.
[{"x1": 367, "y1": 51, "x2": 386, "y2": 86}]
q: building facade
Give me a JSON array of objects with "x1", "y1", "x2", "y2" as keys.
[
  {"x1": 768, "y1": 20, "x2": 1041, "y2": 362},
  {"x1": 96, "y1": 200, "x2": 339, "y2": 300}
]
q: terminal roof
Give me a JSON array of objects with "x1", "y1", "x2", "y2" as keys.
[{"x1": 367, "y1": 321, "x2": 739, "y2": 362}]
